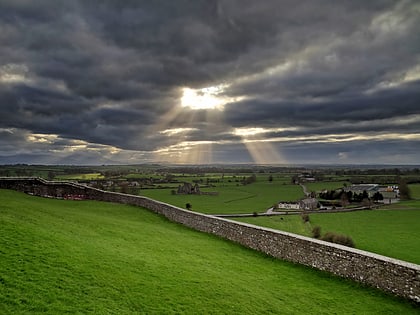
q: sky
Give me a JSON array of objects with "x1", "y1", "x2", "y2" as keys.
[{"x1": 0, "y1": 0, "x2": 419, "y2": 165}]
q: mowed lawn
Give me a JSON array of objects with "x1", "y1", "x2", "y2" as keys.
[{"x1": 0, "y1": 190, "x2": 419, "y2": 314}]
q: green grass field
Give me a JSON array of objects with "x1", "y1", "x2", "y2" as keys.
[
  {"x1": 1, "y1": 189, "x2": 418, "y2": 314},
  {"x1": 409, "y1": 184, "x2": 420, "y2": 199},
  {"x1": 234, "y1": 215, "x2": 312, "y2": 238},
  {"x1": 55, "y1": 173, "x2": 105, "y2": 180},
  {"x1": 310, "y1": 207, "x2": 420, "y2": 264},
  {"x1": 236, "y1": 203, "x2": 420, "y2": 265},
  {"x1": 304, "y1": 181, "x2": 349, "y2": 192},
  {"x1": 140, "y1": 181, "x2": 304, "y2": 214}
]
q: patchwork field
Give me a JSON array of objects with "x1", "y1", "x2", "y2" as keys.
[
  {"x1": 140, "y1": 180, "x2": 304, "y2": 214},
  {"x1": 1, "y1": 189, "x2": 418, "y2": 314}
]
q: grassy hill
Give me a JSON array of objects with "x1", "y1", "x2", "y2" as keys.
[{"x1": 0, "y1": 189, "x2": 418, "y2": 314}]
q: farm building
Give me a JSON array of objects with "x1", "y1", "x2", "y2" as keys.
[
  {"x1": 343, "y1": 184, "x2": 378, "y2": 196},
  {"x1": 277, "y1": 202, "x2": 300, "y2": 210},
  {"x1": 344, "y1": 184, "x2": 399, "y2": 200},
  {"x1": 277, "y1": 198, "x2": 319, "y2": 210}
]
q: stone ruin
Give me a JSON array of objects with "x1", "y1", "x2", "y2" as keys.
[{"x1": 177, "y1": 182, "x2": 201, "y2": 195}]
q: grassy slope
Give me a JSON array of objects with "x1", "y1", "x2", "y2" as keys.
[{"x1": 0, "y1": 190, "x2": 418, "y2": 314}]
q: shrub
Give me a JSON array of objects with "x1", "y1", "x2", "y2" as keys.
[
  {"x1": 312, "y1": 226, "x2": 321, "y2": 239},
  {"x1": 301, "y1": 213, "x2": 310, "y2": 223},
  {"x1": 321, "y1": 232, "x2": 355, "y2": 248}
]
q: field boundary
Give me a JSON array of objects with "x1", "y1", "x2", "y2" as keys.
[{"x1": 1, "y1": 177, "x2": 419, "y2": 303}]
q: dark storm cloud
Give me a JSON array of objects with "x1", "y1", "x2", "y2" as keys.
[
  {"x1": 0, "y1": 0, "x2": 419, "y2": 164},
  {"x1": 225, "y1": 80, "x2": 420, "y2": 128}
]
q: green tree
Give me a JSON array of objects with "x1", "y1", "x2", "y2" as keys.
[
  {"x1": 372, "y1": 191, "x2": 383, "y2": 202},
  {"x1": 120, "y1": 182, "x2": 129, "y2": 194},
  {"x1": 312, "y1": 226, "x2": 321, "y2": 239},
  {"x1": 47, "y1": 171, "x2": 55, "y2": 180},
  {"x1": 340, "y1": 193, "x2": 349, "y2": 207},
  {"x1": 398, "y1": 178, "x2": 411, "y2": 200}
]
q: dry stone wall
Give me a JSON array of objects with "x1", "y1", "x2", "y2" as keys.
[{"x1": 1, "y1": 177, "x2": 419, "y2": 303}]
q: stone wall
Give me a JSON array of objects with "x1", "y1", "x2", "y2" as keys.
[{"x1": 1, "y1": 177, "x2": 419, "y2": 303}]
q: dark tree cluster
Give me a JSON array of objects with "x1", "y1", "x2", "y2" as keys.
[
  {"x1": 319, "y1": 189, "x2": 383, "y2": 203},
  {"x1": 242, "y1": 174, "x2": 257, "y2": 185}
]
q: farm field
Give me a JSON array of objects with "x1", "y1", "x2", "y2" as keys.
[
  {"x1": 55, "y1": 173, "x2": 105, "y2": 180},
  {"x1": 1, "y1": 189, "x2": 418, "y2": 314},
  {"x1": 304, "y1": 181, "x2": 349, "y2": 192},
  {"x1": 236, "y1": 202, "x2": 420, "y2": 265},
  {"x1": 409, "y1": 183, "x2": 420, "y2": 199},
  {"x1": 140, "y1": 180, "x2": 304, "y2": 214}
]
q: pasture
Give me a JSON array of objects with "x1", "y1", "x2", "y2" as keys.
[
  {"x1": 55, "y1": 173, "x2": 105, "y2": 180},
  {"x1": 140, "y1": 180, "x2": 304, "y2": 214},
  {"x1": 236, "y1": 202, "x2": 420, "y2": 265},
  {"x1": 0, "y1": 189, "x2": 418, "y2": 314},
  {"x1": 409, "y1": 183, "x2": 420, "y2": 199},
  {"x1": 304, "y1": 181, "x2": 349, "y2": 193}
]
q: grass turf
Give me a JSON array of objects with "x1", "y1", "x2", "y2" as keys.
[
  {"x1": 0, "y1": 189, "x2": 418, "y2": 314},
  {"x1": 236, "y1": 203, "x2": 420, "y2": 265}
]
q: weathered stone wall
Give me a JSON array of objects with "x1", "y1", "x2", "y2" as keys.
[{"x1": 1, "y1": 177, "x2": 419, "y2": 303}]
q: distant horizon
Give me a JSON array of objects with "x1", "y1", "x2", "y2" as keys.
[{"x1": 1, "y1": 162, "x2": 419, "y2": 169}]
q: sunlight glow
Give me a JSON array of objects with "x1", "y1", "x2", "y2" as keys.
[
  {"x1": 154, "y1": 140, "x2": 215, "y2": 164},
  {"x1": 150, "y1": 85, "x2": 229, "y2": 163},
  {"x1": 233, "y1": 127, "x2": 297, "y2": 138},
  {"x1": 0, "y1": 128, "x2": 15, "y2": 134},
  {"x1": 181, "y1": 85, "x2": 231, "y2": 110},
  {"x1": 160, "y1": 128, "x2": 197, "y2": 136},
  {"x1": 27, "y1": 133, "x2": 58, "y2": 144},
  {"x1": 233, "y1": 127, "x2": 267, "y2": 137},
  {"x1": 0, "y1": 64, "x2": 30, "y2": 84},
  {"x1": 246, "y1": 132, "x2": 420, "y2": 144}
]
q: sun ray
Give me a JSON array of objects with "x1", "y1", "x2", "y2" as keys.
[
  {"x1": 232, "y1": 127, "x2": 289, "y2": 164},
  {"x1": 149, "y1": 84, "x2": 232, "y2": 164},
  {"x1": 242, "y1": 139, "x2": 287, "y2": 164},
  {"x1": 153, "y1": 141, "x2": 214, "y2": 164},
  {"x1": 181, "y1": 142, "x2": 213, "y2": 164},
  {"x1": 148, "y1": 105, "x2": 185, "y2": 135}
]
